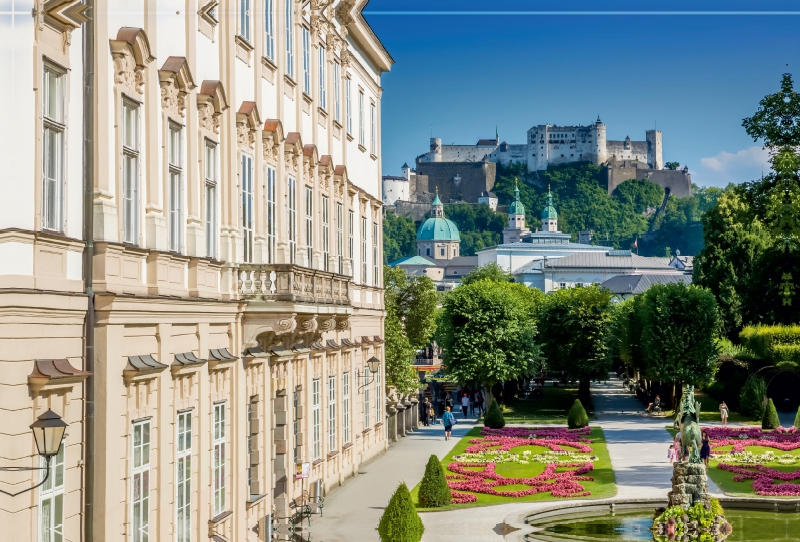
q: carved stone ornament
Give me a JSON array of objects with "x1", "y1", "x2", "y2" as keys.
[
  {"x1": 284, "y1": 132, "x2": 303, "y2": 175},
  {"x1": 262, "y1": 119, "x2": 285, "y2": 167},
  {"x1": 109, "y1": 28, "x2": 155, "y2": 95},
  {"x1": 318, "y1": 315, "x2": 337, "y2": 332},
  {"x1": 198, "y1": 80, "x2": 229, "y2": 134},
  {"x1": 159, "y1": 57, "x2": 196, "y2": 118},
  {"x1": 236, "y1": 101, "x2": 261, "y2": 151},
  {"x1": 335, "y1": 315, "x2": 350, "y2": 331},
  {"x1": 37, "y1": 0, "x2": 91, "y2": 45}
]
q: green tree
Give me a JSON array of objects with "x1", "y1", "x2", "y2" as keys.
[
  {"x1": 460, "y1": 262, "x2": 513, "y2": 285},
  {"x1": 383, "y1": 212, "x2": 418, "y2": 263},
  {"x1": 418, "y1": 455, "x2": 451, "y2": 508},
  {"x1": 665, "y1": 161, "x2": 681, "y2": 170},
  {"x1": 611, "y1": 179, "x2": 664, "y2": 215},
  {"x1": 483, "y1": 398, "x2": 506, "y2": 429},
  {"x1": 762, "y1": 398, "x2": 780, "y2": 429},
  {"x1": 638, "y1": 283, "x2": 721, "y2": 407},
  {"x1": 377, "y1": 482, "x2": 425, "y2": 542},
  {"x1": 794, "y1": 405, "x2": 800, "y2": 429},
  {"x1": 538, "y1": 285, "x2": 613, "y2": 404},
  {"x1": 739, "y1": 376, "x2": 767, "y2": 419},
  {"x1": 436, "y1": 280, "x2": 544, "y2": 402},
  {"x1": 567, "y1": 398, "x2": 589, "y2": 429}
]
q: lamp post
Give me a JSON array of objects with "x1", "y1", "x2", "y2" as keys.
[
  {"x1": 0, "y1": 409, "x2": 68, "y2": 497},
  {"x1": 358, "y1": 356, "x2": 381, "y2": 391}
]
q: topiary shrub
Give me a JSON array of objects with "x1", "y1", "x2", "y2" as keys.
[
  {"x1": 568, "y1": 398, "x2": 589, "y2": 429},
  {"x1": 794, "y1": 406, "x2": 800, "y2": 430},
  {"x1": 483, "y1": 398, "x2": 505, "y2": 429},
  {"x1": 762, "y1": 398, "x2": 780, "y2": 430},
  {"x1": 739, "y1": 376, "x2": 767, "y2": 420},
  {"x1": 418, "y1": 454, "x2": 451, "y2": 508},
  {"x1": 377, "y1": 482, "x2": 425, "y2": 542}
]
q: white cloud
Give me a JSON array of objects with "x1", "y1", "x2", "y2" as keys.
[{"x1": 691, "y1": 146, "x2": 769, "y2": 187}]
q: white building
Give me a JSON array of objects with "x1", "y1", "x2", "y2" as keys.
[
  {"x1": 381, "y1": 162, "x2": 416, "y2": 205},
  {"x1": 478, "y1": 191, "x2": 498, "y2": 211},
  {"x1": 418, "y1": 118, "x2": 663, "y2": 172}
]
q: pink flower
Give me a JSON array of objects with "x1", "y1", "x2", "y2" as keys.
[{"x1": 717, "y1": 464, "x2": 800, "y2": 496}]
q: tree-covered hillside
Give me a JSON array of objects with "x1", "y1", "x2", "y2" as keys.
[{"x1": 384, "y1": 162, "x2": 731, "y2": 263}]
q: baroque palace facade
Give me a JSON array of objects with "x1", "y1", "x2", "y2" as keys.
[{"x1": 0, "y1": 1, "x2": 392, "y2": 541}]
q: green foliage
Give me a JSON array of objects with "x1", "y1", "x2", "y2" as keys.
[
  {"x1": 740, "y1": 324, "x2": 800, "y2": 364},
  {"x1": 665, "y1": 161, "x2": 681, "y2": 170},
  {"x1": 383, "y1": 212, "x2": 417, "y2": 264},
  {"x1": 762, "y1": 398, "x2": 780, "y2": 429},
  {"x1": 537, "y1": 285, "x2": 613, "y2": 402},
  {"x1": 608, "y1": 296, "x2": 645, "y2": 369},
  {"x1": 611, "y1": 178, "x2": 664, "y2": 215},
  {"x1": 443, "y1": 203, "x2": 506, "y2": 256},
  {"x1": 460, "y1": 262, "x2": 513, "y2": 285},
  {"x1": 418, "y1": 454, "x2": 451, "y2": 508},
  {"x1": 483, "y1": 398, "x2": 506, "y2": 429},
  {"x1": 794, "y1": 405, "x2": 800, "y2": 429},
  {"x1": 377, "y1": 482, "x2": 425, "y2": 542},
  {"x1": 437, "y1": 280, "x2": 544, "y2": 394},
  {"x1": 710, "y1": 498, "x2": 725, "y2": 517},
  {"x1": 567, "y1": 398, "x2": 589, "y2": 429},
  {"x1": 383, "y1": 266, "x2": 438, "y2": 394},
  {"x1": 654, "y1": 501, "x2": 720, "y2": 536},
  {"x1": 739, "y1": 376, "x2": 767, "y2": 419},
  {"x1": 639, "y1": 283, "x2": 721, "y2": 386}
]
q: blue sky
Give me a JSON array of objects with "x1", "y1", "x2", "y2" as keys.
[{"x1": 364, "y1": 0, "x2": 800, "y2": 187}]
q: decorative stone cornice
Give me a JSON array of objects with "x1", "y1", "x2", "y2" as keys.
[
  {"x1": 262, "y1": 119, "x2": 285, "y2": 166},
  {"x1": 197, "y1": 80, "x2": 228, "y2": 134},
  {"x1": 109, "y1": 27, "x2": 155, "y2": 95},
  {"x1": 284, "y1": 132, "x2": 303, "y2": 175},
  {"x1": 38, "y1": 0, "x2": 91, "y2": 44},
  {"x1": 236, "y1": 101, "x2": 261, "y2": 151},
  {"x1": 158, "y1": 56, "x2": 196, "y2": 118}
]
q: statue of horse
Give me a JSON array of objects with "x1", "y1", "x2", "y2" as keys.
[{"x1": 676, "y1": 384, "x2": 703, "y2": 463}]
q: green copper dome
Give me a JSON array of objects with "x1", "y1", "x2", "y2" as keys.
[
  {"x1": 417, "y1": 193, "x2": 460, "y2": 241},
  {"x1": 542, "y1": 189, "x2": 558, "y2": 220},
  {"x1": 509, "y1": 184, "x2": 525, "y2": 216}
]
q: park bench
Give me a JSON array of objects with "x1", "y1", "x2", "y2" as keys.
[{"x1": 288, "y1": 490, "x2": 324, "y2": 527}]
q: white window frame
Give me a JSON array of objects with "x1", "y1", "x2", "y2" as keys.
[
  {"x1": 288, "y1": 176, "x2": 297, "y2": 263},
  {"x1": 285, "y1": 0, "x2": 295, "y2": 78},
  {"x1": 266, "y1": 165, "x2": 277, "y2": 263},
  {"x1": 212, "y1": 403, "x2": 226, "y2": 516},
  {"x1": 176, "y1": 411, "x2": 192, "y2": 542},
  {"x1": 375, "y1": 363, "x2": 382, "y2": 424},
  {"x1": 328, "y1": 375, "x2": 336, "y2": 452},
  {"x1": 318, "y1": 46, "x2": 327, "y2": 109},
  {"x1": 247, "y1": 398, "x2": 256, "y2": 495},
  {"x1": 264, "y1": 0, "x2": 275, "y2": 60},
  {"x1": 358, "y1": 90, "x2": 365, "y2": 146},
  {"x1": 131, "y1": 419, "x2": 151, "y2": 542},
  {"x1": 312, "y1": 378, "x2": 321, "y2": 461},
  {"x1": 343, "y1": 372, "x2": 351, "y2": 444},
  {"x1": 205, "y1": 140, "x2": 217, "y2": 259},
  {"x1": 322, "y1": 196, "x2": 330, "y2": 272},
  {"x1": 373, "y1": 222, "x2": 379, "y2": 285},
  {"x1": 241, "y1": 154, "x2": 254, "y2": 263},
  {"x1": 302, "y1": 27, "x2": 311, "y2": 95},
  {"x1": 38, "y1": 442, "x2": 65, "y2": 542},
  {"x1": 168, "y1": 123, "x2": 183, "y2": 253},
  {"x1": 336, "y1": 202, "x2": 343, "y2": 274},
  {"x1": 42, "y1": 64, "x2": 66, "y2": 233},
  {"x1": 348, "y1": 211, "x2": 354, "y2": 275},
  {"x1": 370, "y1": 102, "x2": 376, "y2": 155},
  {"x1": 333, "y1": 62, "x2": 341, "y2": 123},
  {"x1": 361, "y1": 217, "x2": 368, "y2": 285},
  {"x1": 238, "y1": 0, "x2": 251, "y2": 42},
  {"x1": 345, "y1": 77, "x2": 352, "y2": 134},
  {"x1": 122, "y1": 99, "x2": 140, "y2": 244},
  {"x1": 363, "y1": 367, "x2": 370, "y2": 430},
  {"x1": 305, "y1": 186, "x2": 313, "y2": 265}
]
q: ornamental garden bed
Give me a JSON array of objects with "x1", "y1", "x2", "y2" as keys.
[
  {"x1": 701, "y1": 426, "x2": 800, "y2": 497},
  {"x1": 411, "y1": 425, "x2": 616, "y2": 509}
]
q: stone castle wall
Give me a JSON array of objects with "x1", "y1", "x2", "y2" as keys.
[
  {"x1": 415, "y1": 160, "x2": 496, "y2": 204},
  {"x1": 605, "y1": 165, "x2": 693, "y2": 198}
]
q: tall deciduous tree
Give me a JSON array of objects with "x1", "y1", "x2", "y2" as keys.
[
  {"x1": 436, "y1": 279, "x2": 544, "y2": 402},
  {"x1": 538, "y1": 285, "x2": 613, "y2": 404},
  {"x1": 460, "y1": 262, "x2": 513, "y2": 285}
]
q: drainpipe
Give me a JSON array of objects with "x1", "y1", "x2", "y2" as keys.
[{"x1": 82, "y1": 2, "x2": 95, "y2": 540}]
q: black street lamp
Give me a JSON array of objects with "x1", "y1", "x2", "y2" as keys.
[
  {"x1": 0, "y1": 409, "x2": 68, "y2": 497},
  {"x1": 358, "y1": 356, "x2": 381, "y2": 391}
]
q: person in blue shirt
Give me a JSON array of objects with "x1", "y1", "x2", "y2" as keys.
[{"x1": 441, "y1": 406, "x2": 457, "y2": 441}]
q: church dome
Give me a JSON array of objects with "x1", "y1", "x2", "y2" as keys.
[
  {"x1": 509, "y1": 184, "x2": 525, "y2": 216},
  {"x1": 417, "y1": 193, "x2": 461, "y2": 241},
  {"x1": 541, "y1": 188, "x2": 558, "y2": 219}
]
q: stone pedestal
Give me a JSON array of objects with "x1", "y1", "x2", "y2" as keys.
[
  {"x1": 397, "y1": 402, "x2": 407, "y2": 437},
  {"x1": 410, "y1": 397, "x2": 420, "y2": 430},
  {"x1": 668, "y1": 462, "x2": 712, "y2": 509},
  {"x1": 403, "y1": 400, "x2": 413, "y2": 433}
]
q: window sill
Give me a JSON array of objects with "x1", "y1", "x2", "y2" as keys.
[
  {"x1": 210, "y1": 510, "x2": 233, "y2": 524},
  {"x1": 284, "y1": 74, "x2": 297, "y2": 88},
  {"x1": 358, "y1": 144, "x2": 367, "y2": 153},
  {"x1": 247, "y1": 493, "x2": 268, "y2": 504},
  {"x1": 318, "y1": 107, "x2": 328, "y2": 119},
  {"x1": 347, "y1": 133, "x2": 354, "y2": 142},
  {"x1": 342, "y1": 442, "x2": 353, "y2": 450},
  {"x1": 312, "y1": 458, "x2": 324, "y2": 466},
  {"x1": 235, "y1": 35, "x2": 254, "y2": 66},
  {"x1": 333, "y1": 120, "x2": 342, "y2": 130},
  {"x1": 374, "y1": 422, "x2": 384, "y2": 429},
  {"x1": 327, "y1": 450, "x2": 339, "y2": 459},
  {"x1": 370, "y1": 153, "x2": 378, "y2": 161},
  {"x1": 362, "y1": 427, "x2": 372, "y2": 434}
]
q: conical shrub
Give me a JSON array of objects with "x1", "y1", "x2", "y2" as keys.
[
  {"x1": 568, "y1": 398, "x2": 589, "y2": 429},
  {"x1": 418, "y1": 454, "x2": 451, "y2": 507},
  {"x1": 377, "y1": 482, "x2": 425, "y2": 542},
  {"x1": 762, "y1": 398, "x2": 780, "y2": 429},
  {"x1": 483, "y1": 398, "x2": 505, "y2": 429},
  {"x1": 794, "y1": 405, "x2": 800, "y2": 430}
]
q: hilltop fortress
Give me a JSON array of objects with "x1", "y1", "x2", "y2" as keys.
[{"x1": 383, "y1": 118, "x2": 692, "y2": 213}]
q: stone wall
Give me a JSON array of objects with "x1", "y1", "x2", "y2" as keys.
[
  {"x1": 415, "y1": 160, "x2": 496, "y2": 204},
  {"x1": 604, "y1": 164, "x2": 692, "y2": 198},
  {"x1": 394, "y1": 200, "x2": 434, "y2": 222}
]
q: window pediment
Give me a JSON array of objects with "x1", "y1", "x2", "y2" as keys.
[
  {"x1": 198, "y1": 80, "x2": 229, "y2": 134},
  {"x1": 158, "y1": 56, "x2": 196, "y2": 118},
  {"x1": 284, "y1": 132, "x2": 303, "y2": 175},
  {"x1": 236, "y1": 101, "x2": 261, "y2": 151},
  {"x1": 109, "y1": 27, "x2": 155, "y2": 95},
  {"x1": 262, "y1": 119, "x2": 285, "y2": 166}
]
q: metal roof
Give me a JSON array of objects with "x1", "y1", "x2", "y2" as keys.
[{"x1": 601, "y1": 274, "x2": 693, "y2": 294}]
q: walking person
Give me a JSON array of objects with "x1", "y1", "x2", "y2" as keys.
[
  {"x1": 420, "y1": 398, "x2": 431, "y2": 426},
  {"x1": 701, "y1": 430, "x2": 711, "y2": 467},
  {"x1": 442, "y1": 406, "x2": 457, "y2": 441},
  {"x1": 475, "y1": 390, "x2": 484, "y2": 416},
  {"x1": 668, "y1": 444, "x2": 676, "y2": 464},
  {"x1": 719, "y1": 401, "x2": 729, "y2": 427},
  {"x1": 460, "y1": 393, "x2": 470, "y2": 418},
  {"x1": 469, "y1": 392, "x2": 476, "y2": 416}
]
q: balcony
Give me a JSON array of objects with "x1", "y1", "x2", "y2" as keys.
[{"x1": 237, "y1": 264, "x2": 350, "y2": 305}]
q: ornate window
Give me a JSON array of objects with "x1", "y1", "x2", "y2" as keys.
[
  {"x1": 361, "y1": 216, "x2": 367, "y2": 284},
  {"x1": 336, "y1": 202, "x2": 343, "y2": 274},
  {"x1": 363, "y1": 367, "x2": 370, "y2": 430},
  {"x1": 122, "y1": 100, "x2": 140, "y2": 244},
  {"x1": 212, "y1": 403, "x2": 226, "y2": 516},
  {"x1": 345, "y1": 77, "x2": 352, "y2": 134},
  {"x1": 42, "y1": 64, "x2": 66, "y2": 232},
  {"x1": 266, "y1": 165, "x2": 277, "y2": 263},
  {"x1": 168, "y1": 124, "x2": 183, "y2": 253},
  {"x1": 205, "y1": 141, "x2": 217, "y2": 259},
  {"x1": 333, "y1": 62, "x2": 341, "y2": 122},
  {"x1": 176, "y1": 412, "x2": 192, "y2": 542},
  {"x1": 312, "y1": 378, "x2": 321, "y2": 461},
  {"x1": 264, "y1": 0, "x2": 275, "y2": 60},
  {"x1": 370, "y1": 102, "x2": 376, "y2": 154},
  {"x1": 348, "y1": 210, "x2": 354, "y2": 275},
  {"x1": 358, "y1": 91, "x2": 365, "y2": 146},
  {"x1": 342, "y1": 372, "x2": 350, "y2": 444},
  {"x1": 131, "y1": 420, "x2": 151, "y2": 542},
  {"x1": 305, "y1": 186, "x2": 313, "y2": 265},
  {"x1": 328, "y1": 375, "x2": 336, "y2": 452},
  {"x1": 302, "y1": 27, "x2": 311, "y2": 95},
  {"x1": 373, "y1": 222, "x2": 379, "y2": 285},
  {"x1": 241, "y1": 154, "x2": 254, "y2": 263},
  {"x1": 288, "y1": 176, "x2": 297, "y2": 263},
  {"x1": 238, "y1": 0, "x2": 251, "y2": 42},
  {"x1": 39, "y1": 443, "x2": 65, "y2": 542}
]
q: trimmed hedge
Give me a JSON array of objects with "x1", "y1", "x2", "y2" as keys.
[
  {"x1": 567, "y1": 398, "x2": 589, "y2": 429},
  {"x1": 377, "y1": 482, "x2": 425, "y2": 542},
  {"x1": 418, "y1": 454, "x2": 451, "y2": 507},
  {"x1": 483, "y1": 398, "x2": 505, "y2": 429},
  {"x1": 762, "y1": 398, "x2": 780, "y2": 430},
  {"x1": 740, "y1": 324, "x2": 800, "y2": 364}
]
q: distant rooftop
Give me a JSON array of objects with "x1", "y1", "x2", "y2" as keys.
[{"x1": 601, "y1": 274, "x2": 693, "y2": 295}]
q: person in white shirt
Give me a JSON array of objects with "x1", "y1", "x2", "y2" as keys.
[{"x1": 460, "y1": 393, "x2": 470, "y2": 418}]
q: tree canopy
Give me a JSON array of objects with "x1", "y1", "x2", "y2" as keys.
[
  {"x1": 383, "y1": 212, "x2": 417, "y2": 264},
  {"x1": 460, "y1": 262, "x2": 513, "y2": 285}
]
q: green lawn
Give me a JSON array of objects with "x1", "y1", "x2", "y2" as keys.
[
  {"x1": 411, "y1": 425, "x2": 616, "y2": 510},
  {"x1": 499, "y1": 385, "x2": 594, "y2": 424}
]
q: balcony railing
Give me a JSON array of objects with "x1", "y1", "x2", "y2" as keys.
[
  {"x1": 412, "y1": 358, "x2": 436, "y2": 366},
  {"x1": 237, "y1": 264, "x2": 350, "y2": 305}
]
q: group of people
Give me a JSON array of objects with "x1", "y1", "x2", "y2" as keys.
[
  {"x1": 669, "y1": 429, "x2": 712, "y2": 467},
  {"x1": 418, "y1": 388, "x2": 486, "y2": 440}
]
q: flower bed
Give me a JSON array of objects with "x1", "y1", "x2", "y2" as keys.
[
  {"x1": 481, "y1": 426, "x2": 593, "y2": 440},
  {"x1": 717, "y1": 464, "x2": 800, "y2": 496},
  {"x1": 704, "y1": 426, "x2": 800, "y2": 454},
  {"x1": 712, "y1": 451, "x2": 800, "y2": 465},
  {"x1": 452, "y1": 449, "x2": 596, "y2": 465},
  {"x1": 446, "y1": 461, "x2": 595, "y2": 504}
]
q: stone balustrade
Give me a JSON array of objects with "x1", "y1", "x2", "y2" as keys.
[{"x1": 237, "y1": 264, "x2": 350, "y2": 305}]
